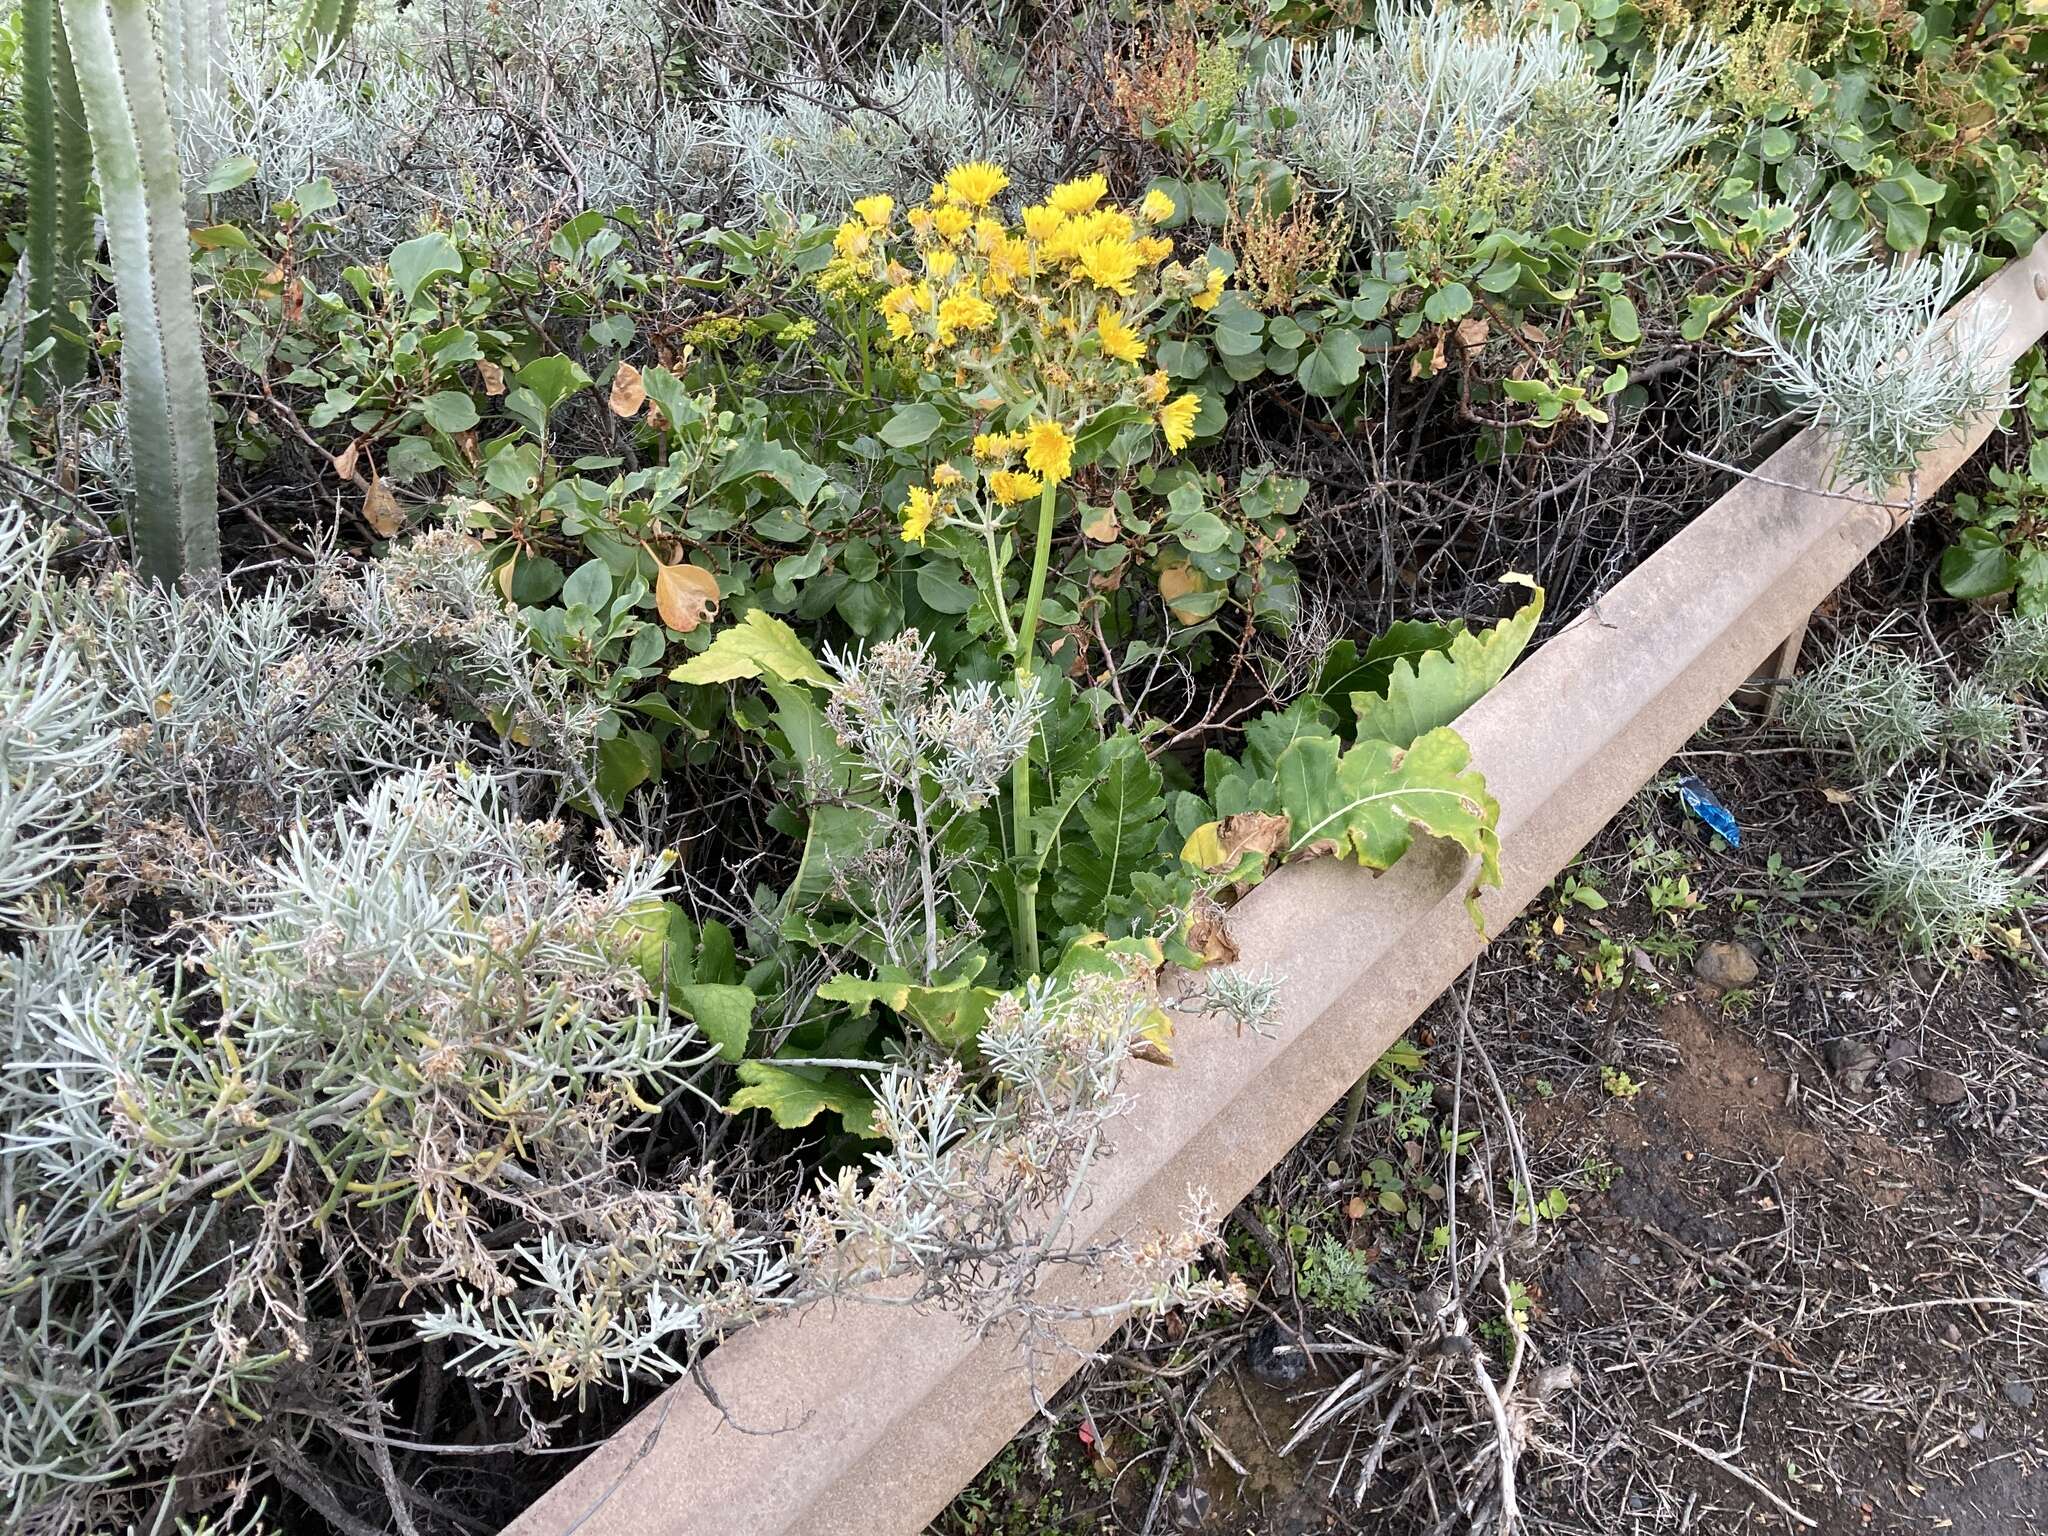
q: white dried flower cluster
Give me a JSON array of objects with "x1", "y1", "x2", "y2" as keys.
[
  {"x1": 1265, "y1": 2, "x2": 1723, "y2": 243},
  {"x1": 790, "y1": 963, "x2": 1248, "y2": 1333},
  {"x1": 822, "y1": 629, "x2": 1044, "y2": 978},
  {"x1": 1742, "y1": 229, "x2": 2010, "y2": 493}
]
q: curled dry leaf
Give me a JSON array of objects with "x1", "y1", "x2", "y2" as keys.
[
  {"x1": 1157, "y1": 561, "x2": 1208, "y2": 625},
  {"x1": 331, "y1": 441, "x2": 360, "y2": 482},
  {"x1": 476, "y1": 360, "x2": 506, "y2": 396},
  {"x1": 1080, "y1": 504, "x2": 1119, "y2": 542},
  {"x1": 609, "y1": 361, "x2": 647, "y2": 418},
  {"x1": 656, "y1": 562, "x2": 721, "y2": 633},
  {"x1": 362, "y1": 477, "x2": 405, "y2": 537}
]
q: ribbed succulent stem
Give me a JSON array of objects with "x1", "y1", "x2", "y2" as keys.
[
  {"x1": 160, "y1": 0, "x2": 227, "y2": 124},
  {"x1": 301, "y1": 0, "x2": 362, "y2": 55},
  {"x1": 21, "y1": 0, "x2": 96, "y2": 397},
  {"x1": 63, "y1": 0, "x2": 220, "y2": 583}
]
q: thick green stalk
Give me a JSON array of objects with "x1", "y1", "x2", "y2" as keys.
[
  {"x1": 1009, "y1": 477, "x2": 1060, "y2": 978},
  {"x1": 301, "y1": 0, "x2": 361, "y2": 56},
  {"x1": 21, "y1": 0, "x2": 96, "y2": 397},
  {"x1": 64, "y1": 0, "x2": 221, "y2": 583}
]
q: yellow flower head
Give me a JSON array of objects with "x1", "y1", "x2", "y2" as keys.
[
  {"x1": 1048, "y1": 173, "x2": 1109, "y2": 216},
  {"x1": 936, "y1": 289, "x2": 997, "y2": 344},
  {"x1": 933, "y1": 203, "x2": 974, "y2": 243},
  {"x1": 1140, "y1": 370, "x2": 1170, "y2": 405},
  {"x1": 833, "y1": 219, "x2": 873, "y2": 259},
  {"x1": 973, "y1": 216, "x2": 1006, "y2": 253},
  {"x1": 1140, "y1": 187, "x2": 1177, "y2": 223},
  {"x1": 1158, "y1": 392, "x2": 1201, "y2": 452},
  {"x1": 1021, "y1": 204, "x2": 1066, "y2": 244},
  {"x1": 973, "y1": 431, "x2": 1024, "y2": 460},
  {"x1": 985, "y1": 235, "x2": 1029, "y2": 295},
  {"x1": 907, "y1": 205, "x2": 936, "y2": 238},
  {"x1": 853, "y1": 194, "x2": 895, "y2": 229},
  {"x1": 1136, "y1": 235, "x2": 1174, "y2": 267},
  {"x1": 924, "y1": 248, "x2": 959, "y2": 280},
  {"x1": 931, "y1": 462, "x2": 964, "y2": 489},
  {"x1": 945, "y1": 161, "x2": 1011, "y2": 208},
  {"x1": 1097, "y1": 308, "x2": 1145, "y2": 364},
  {"x1": 1069, "y1": 208, "x2": 1136, "y2": 247},
  {"x1": 1077, "y1": 236, "x2": 1141, "y2": 297},
  {"x1": 987, "y1": 469, "x2": 1044, "y2": 505},
  {"x1": 1190, "y1": 266, "x2": 1227, "y2": 312},
  {"x1": 1024, "y1": 419, "x2": 1076, "y2": 483},
  {"x1": 901, "y1": 484, "x2": 941, "y2": 544}
]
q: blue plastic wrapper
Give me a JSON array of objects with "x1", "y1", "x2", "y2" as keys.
[{"x1": 1676, "y1": 774, "x2": 1741, "y2": 848}]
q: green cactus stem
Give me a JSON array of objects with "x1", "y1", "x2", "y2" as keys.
[
  {"x1": 63, "y1": 0, "x2": 221, "y2": 582},
  {"x1": 21, "y1": 0, "x2": 96, "y2": 397}
]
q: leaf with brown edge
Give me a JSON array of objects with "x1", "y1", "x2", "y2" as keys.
[
  {"x1": 1157, "y1": 561, "x2": 1210, "y2": 625},
  {"x1": 656, "y1": 562, "x2": 721, "y2": 633},
  {"x1": 362, "y1": 478, "x2": 404, "y2": 537},
  {"x1": 1081, "y1": 504, "x2": 1119, "y2": 542},
  {"x1": 610, "y1": 361, "x2": 647, "y2": 418}
]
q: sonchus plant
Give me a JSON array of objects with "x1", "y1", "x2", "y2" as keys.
[{"x1": 826, "y1": 162, "x2": 1225, "y2": 973}]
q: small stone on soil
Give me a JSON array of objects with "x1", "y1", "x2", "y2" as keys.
[
  {"x1": 1247, "y1": 1318, "x2": 1310, "y2": 1387},
  {"x1": 1824, "y1": 1037, "x2": 1881, "y2": 1094},
  {"x1": 1913, "y1": 1066, "x2": 1968, "y2": 1106},
  {"x1": 2004, "y1": 1378, "x2": 2036, "y2": 1409},
  {"x1": 1693, "y1": 940, "x2": 1758, "y2": 991}
]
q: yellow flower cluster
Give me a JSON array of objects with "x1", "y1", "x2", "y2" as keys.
[{"x1": 830, "y1": 163, "x2": 1228, "y2": 517}]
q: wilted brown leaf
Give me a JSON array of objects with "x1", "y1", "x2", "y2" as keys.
[
  {"x1": 362, "y1": 477, "x2": 404, "y2": 537},
  {"x1": 609, "y1": 361, "x2": 647, "y2": 418},
  {"x1": 1080, "y1": 504, "x2": 1119, "y2": 542},
  {"x1": 331, "y1": 441, "x2": 360, "y2": 482},
  {"x1": 476, "y1": 360, "x2": 507, "y2": 396},
  {"x1": 1453, "y1": 315, "x2": 1490, "y2": 352},
  {"x1": 1187, "y1": 907, "x2": 1240, "y2": 965},
  {"x1": 1157, "y1": 561, "x2": 1207, "y2": 625},
  {"x1": 655, "y1": 562, "x2": 721, "y2": 633}
]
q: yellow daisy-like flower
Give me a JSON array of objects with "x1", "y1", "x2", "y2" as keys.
[
  {"x1": 1097, "y1": 308, "x2": 1145, "y2": 364},
  {"x1": 1077, "y1": 236, "x2": 1142, "y2": 296},
  {"x1": 1047, "y1": 173, "x2": 1108, "y2": 215},
  {"x1": 931, "y1": 462, "x2": 964, "y2": 489},
  {"x1": 901, "y1": 484, "x2": 940, "y2": 544},
  {"x1": 973, "y1": 431, "x2": 1024, "y2": 460},
  {"x1": 1140, "y1": 370, "x2": 1170, "y2": 405},
  {"x1": 1136, "y1": 235, "x2": 1174, "y2": 266},
  {"x1": 907, "y1": 206, "x2": 936, "y2": 238},
  {"x1": 1189, "y1": 267, "x2": 1227, "y2": 312},
  {"x1": 1068, "y1": 208, "x2": 1136, "y2": 246},
  {"x1": 945, "y1": 161, "x2": 1011, "y2": 208},
  {"x1": 1157, "y1": 392, "x2": 1201, "y2": 452},
  {"x1": 936, "y1": 289, "x2": 997, "y2": 344},
  {"x1": 853, "y1": 194, "x2": 895, "y2": 229},
  {"x1": 987, "y1": 469, "x2": 1044, "y2": 505},
  {"x1": 1140, "y1": 187, "x2": 1177, "y2": 223},
  {"x1": 833, "y1": 219, "x2": 873, "y2": 259},
  {"x1": 1021, "y1": 204, "x2": 1066, "y2": 244},
  {"x1": 924, "y1": 248, "x2": 959, "y2": 280},
  {"x1": 985, "y1": 235, "x2": 1030, "y2": 295},
  {"x1": 933, "y1": 204, "x2": 974, "y2": 243},
  {"x1": 1024, "y1": 419, "x2": 1076, "y2": 483},
  {"x1": 972, "y1": 216, "x2": 1006, "y2": 252}
]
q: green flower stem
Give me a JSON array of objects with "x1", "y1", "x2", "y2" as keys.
[{"x1": 1010, "y1": 475, "x2": 1059, "y2": 978}]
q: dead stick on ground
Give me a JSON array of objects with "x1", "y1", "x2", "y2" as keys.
[{"x1": 1650, "y1": 1426, "x2": 1817, "y2": 1529}]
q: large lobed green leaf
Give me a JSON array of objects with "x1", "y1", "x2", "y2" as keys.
[
  {"x1": 1274, "y1": 726, "x2": 1501, "y2": 915},
  {"x1": 1350, "y1": 578, "x2": 1544, "y2": 748}
]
